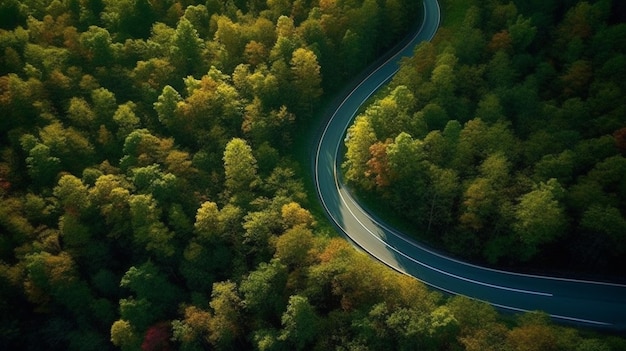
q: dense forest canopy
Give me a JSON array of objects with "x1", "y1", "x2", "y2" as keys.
[
  {"x1": 343, "y1": 0, "x2": 626, "y2": 277},
  {"x1": 0, "y1": 0, "x2": 625, "y2": 350}
]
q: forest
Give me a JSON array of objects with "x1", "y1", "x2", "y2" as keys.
[
  {"x1": 344, "y1": 0, "x2": 626, "y2": 277},
  {"x1": 0, "y1": 0, "x2": 625, "y2": 349}
]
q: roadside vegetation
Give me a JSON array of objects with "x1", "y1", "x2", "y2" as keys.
[{"x1": 343, "y1": 0, "x2": 626, "y2": 278}]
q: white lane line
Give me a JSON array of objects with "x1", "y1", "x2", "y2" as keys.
[
  {"x1": 341, "y1": 182, "x2": 626, "y2": 289},
  {"x1": 318, "y1": 0, "x2": 552, "y2": 298},
  {"x1": 346, "y1": 192, "x2": 626, "y2": 288},
  {"x1": 317, "y1": 0, "x2": 626, "y2": 290},
  {"x1": 314, "y1": 0, "x2": 619, "y2": 328},
  {"x1": 489, "y1": 302, "x2": 613, "y2": 326},
  {"x1": 334, "y1": 183, "x2": 553, "y2": 297},
  {"x1": 319, "y1": 174, "x2": 613, "y2": 327}
]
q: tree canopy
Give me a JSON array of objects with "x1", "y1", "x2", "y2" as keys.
[
  {"x1": 343, "y1": 0, "x2": 626, "y2": 275},
  {"x1": 0, "y1": 0, "x2": 624, "y2": 349}
]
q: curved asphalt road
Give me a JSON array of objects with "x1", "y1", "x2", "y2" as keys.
[{"x1": 314, "y1": 0, "x2": 626, "y2": 330}]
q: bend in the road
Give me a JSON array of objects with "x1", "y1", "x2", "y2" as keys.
[{"x1": 313, "y1": 0, "x2": 626, "y2": 330}]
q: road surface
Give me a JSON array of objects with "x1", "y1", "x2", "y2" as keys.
[{"x1": 313, "y1": 0, "x2": 626, "y2": 330}]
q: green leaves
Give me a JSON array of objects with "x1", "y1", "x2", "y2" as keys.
[
  {"x1": 343, "y1": 116, "x2": 377, "y2": 189},
  {"x1": 279, "y1": 295, "x2": 318, "y2": 350},
  {"x1": 129, "y1": 194, "x2": 175, "y2": 258},
  {"x1": 223, "y1": 138, "x2": 259, "y2": 203},
  {"x1": 513, "y1": 179, "x2": 566, "y2": 260}
]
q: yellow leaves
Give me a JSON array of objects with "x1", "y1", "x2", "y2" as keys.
[
  {"x1": 244, "y1": 40, "x2": 268, "y2": 66},
  {"x1": 311, "y1": 236, "x2": 435, "y2": 313},
  {"x1": 274, "y1": 225, "x2": 316, "y2": 268},
  {"x1": 132, "y1": 58, "x2": 176, "y2": 90},
  {"x1": 392, "y1": 273, "x2": 439, "y2": 311},
  {"x1": 195, "y1": 201, "x2": 222, "y2": 239},
  {"x1": 179, "y1": 305, "x2": 213, "y2": 342},
  {"x1": 281, "y1": 202, "x2": 314, "y2": 229},
  {"x1": 110, "y1": 319, "x2": 138, "y2": 348},
  {"x1": 208, "y1": 281, "x2": 243, "y2": 346},
  {"x1": 54, "y1": 174, "x2": 90, "y2": 213},
  {"x1": 318, "y1": 237, "x2": 352, "y2": 263},
  {"x1": 290, "y1": 47, "x2": 322, "y2": 114},
  {"x1": 506, "y1": 324, "x2": 558, "y2": 351},
  {"x1": 165, "y1": 149, "x2": 194, "y2": 178}
]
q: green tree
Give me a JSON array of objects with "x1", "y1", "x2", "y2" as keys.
[
  {"x1": 214, "y1": 16, "x2": 245, "y2": 71},
  {"x1": 506, "y1": 312, "x2": 558, "y2": 351},
  {"x1": 289, "y1": 48, "x2": 322, "y2": 116},
  {"x1": 113, "y1": 101, "x2": 140, "y2": 139},
  {"x1": 240, "y1": 259, "x2": 288, "y2": 320},
  {"x1": 39, "y1": 121, "x2": 96, "y2": 174},
  {"x1": 80, "y1": 25, "x2": 114, "y2": 67},
  {"x1": 459, "y1": 177, "x2": 497, "y2": 232},
  {"x1": 53, "y1": 174, "x2": 90, "y2": 214},
  {"x1": 424, "y1": 165, "x2": 459, "y2": 233},
  {"x1": 243, "y1": 205, "x2": 283, "y2": 263},
  {"x1": 281, "y1": 202, "x2": 314, "y2": 229},
  {"x1": 91, "y1": 87, "x2": 117, "y2": 124},
  {"x1": 66, "y1": 97, "x2": 96, "y2": 129},
  {"x1": 385, "y1": 132, "x2": 429, "y2": 217},
  {"x1": 366, "y1": 85, "x2": 416, "y2": 138},
  {"x1": 343, "y1": 116, "x2": 377, "y2": 189},
  {"x1": 223, "y1": 138, "x2": 259, "y2": 204},
  {"x1": 339, "y1": 29, "x2": 366, "y2": 80},
  {"x1": 170, "y1": 18, "x2": 205, "y2": 76},
  {"x1": 193, "y1": 201, "x2": 242, "y2": 244},
  {"x1": 101, "y1": 0, "x2": 155, "y2": 39},
  {"x1": 119, "y1": 261, "x2": 181, "y2": 330},
  {"x1": 183, "y1": 5, "x2": 210, "y2": 38},
  {"x1": 508, "y1": 15, "x2": 537, "y2": 52},
  {"x1": 154, "y1": 85, "x2": 183, "y2": 131},
  {"x1": 279, "y1": 295, "x2": 319, "y2": 350},
  {"x1": 128, "y1": 194, "x2": 176, "y2": 258},
  {"x1": 23, "y1": 142, "x2": 61, "y2": 188},
  {"x1": 171, "y1": 306, "x2": 212, "y2": 350},
  {"x1": 208, "y1": 281, "x2": 243, "y2": 349},
  {"x1": 416, "y1": 103, "x2": 447, "y2": 133},
  {"x1": 476, "y1": 93, "x2": 504, "y2": 124},
  {"x1": 24, "y1": 251, "x2": 95, "y2": 322},
  {"x1": 514, "y1": 179, "x2": 566, "y2": 261},
  {"x1": 274, "y1": 225, "x2": 315, "y2": 269},
  {"x1": 0, "y1": 74, "x2": 44, "y2": 132},
  {"x1": 580, "y1": 204, "x2": 626, "y2": 257}
]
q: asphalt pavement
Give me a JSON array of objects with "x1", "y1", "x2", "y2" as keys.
[{"x1": 313, "y1": 0, "x2": 626, "y2": 330}]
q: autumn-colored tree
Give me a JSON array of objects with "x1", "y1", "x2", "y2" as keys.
[
  {"x1": 111, "y1": 319, "x2": 140, "y2": 351},
  {"x1": 366, "y1": 139, "x2": 392, "y2": 189},
  {"x1": 141, "y1": 322, "x2": 172, "y2": 351}
]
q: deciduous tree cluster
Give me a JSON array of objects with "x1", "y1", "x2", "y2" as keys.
[{"x1": 343, "y1": 0, "x2": 626, "y2": 275}]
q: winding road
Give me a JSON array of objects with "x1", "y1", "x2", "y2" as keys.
[{"x1": 313, "y1": 0, "x2": 626, "y2": 330}]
